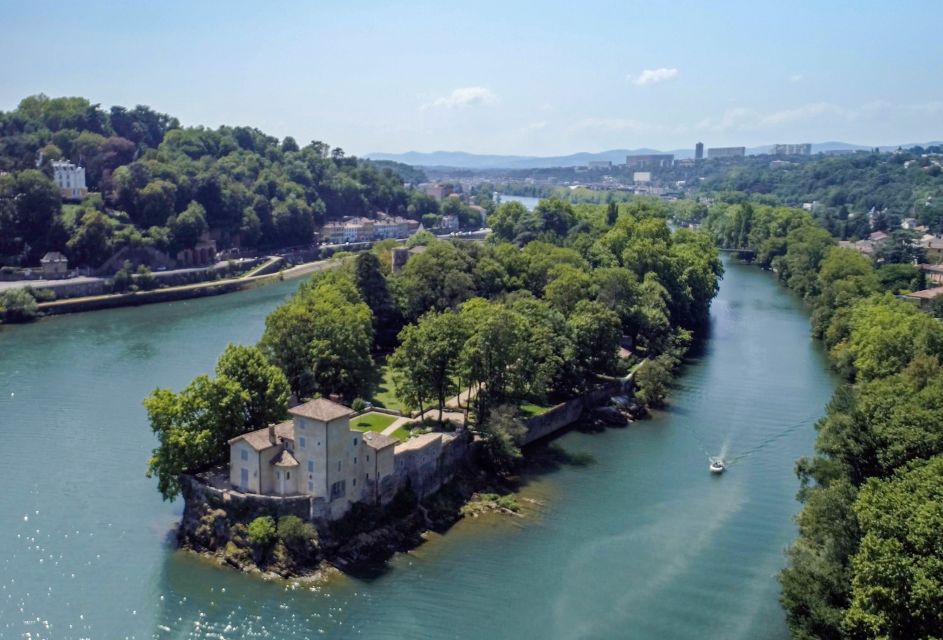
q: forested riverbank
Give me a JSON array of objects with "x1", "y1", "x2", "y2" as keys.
[{"x1": 704, "y1": 200, "x2": 943, "y2": 639}]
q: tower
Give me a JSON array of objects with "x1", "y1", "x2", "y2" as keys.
[{"x1": 695, "y1": 142, "x2": 704, "y2": 161}]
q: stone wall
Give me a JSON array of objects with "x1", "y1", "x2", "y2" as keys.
[
  {"x1": 523, "y1": 373, "x2": 636, "y2": 445},
  {"x1": 391, "y1": 430, "x2": 469, "y2": 500}
]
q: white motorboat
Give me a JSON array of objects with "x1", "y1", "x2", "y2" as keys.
[{"x1": 709, "y1": 458, "x2": 726, "y2": 474}]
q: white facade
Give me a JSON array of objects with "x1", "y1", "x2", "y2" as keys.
[{"x1": 51, "y1": 160, "x2": 87, "y2": 200}]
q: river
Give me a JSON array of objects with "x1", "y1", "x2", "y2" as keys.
[{"x1": 0, "y1": 257, "x2": 835, "y2": 639}]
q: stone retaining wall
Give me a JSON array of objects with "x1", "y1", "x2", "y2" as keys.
[{"x1": 523, "y1": 372, "x2": 637, "y2": 445}]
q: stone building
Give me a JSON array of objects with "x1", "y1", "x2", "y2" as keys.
[
  {"x1": 40, "y1": 251, "x2": 69, "y2": 277},
  {"x1": 227, "y1": 398, "x2": 397, "y2": 518}
]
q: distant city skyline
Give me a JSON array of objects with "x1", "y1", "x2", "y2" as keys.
[{"x1": 2, "y1": 0, "x2": 942, "y2": 156}]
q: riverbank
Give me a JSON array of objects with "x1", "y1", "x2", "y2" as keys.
[{"x1": 32, "y1": 255, "x2": 346, "y2": 318}]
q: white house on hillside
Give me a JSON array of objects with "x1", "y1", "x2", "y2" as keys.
[{"x1": 51, "y1": 160, "x2": 87, "y2": 200}]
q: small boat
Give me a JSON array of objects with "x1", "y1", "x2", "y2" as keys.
[{"x1": 709, "y1": 458, "x2": 726, "y2": 474}]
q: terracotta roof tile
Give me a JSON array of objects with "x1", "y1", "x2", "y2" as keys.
[{"x1": 362, "y1": 431, "x2": 398, "y2": 450}]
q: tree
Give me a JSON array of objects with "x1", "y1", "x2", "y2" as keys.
[
  {"x1": 544, "y1": 264, "x2": 594, "y2": 315},
  {"x1": 67, "y1": 210, "x2": 115, "y2": 267},
  {"x1": 135, "y1": 179, "x2": 177, "y2": 228},
  {"x1": 567, "y1": 300, "x2": 622, "y2": 379},
  {"x1": 606, "y1": 201, "x2": 618, "y2": 226},
  {"x1": 259, "y1": 302, "x2": 315, "y2": 400},
  {"x1": 169, "y1": 201, "x2": 208, "y2": 252},
  {"x1": 389, "y1": 310, "x2": 467, "y2": 420},
  {"x1": 215, "y1": 344, "x2": 290, "y2": 430},
  {"x1": 354, "y1": 252, "x2": 401, "y2": 350},
  {"x1": 0, "y1": 288, "x2": 38, "y2": 323},
  {"x1": 247, "y1": 516, "x2": 278, "y2": 548},
  {"x1": 476, "y1": 404, "x2": 527, "y2": 473},
  {"x1": 634, "y1": 356, "x2": 673, "y2": 408},
  {"x1": 844, "y1": 456, "x2": 943, "y2": 639},
  {"x1": 397, "y1": 240, "x2": 475, "y2": 320},
  {"x1": 144, "y1": 375, "x2": 249, "y2": 500}
]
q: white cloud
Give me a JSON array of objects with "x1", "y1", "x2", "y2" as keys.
[
  {"x1": 421, "y1": 86, "x2": 497, "y2": 110},
  {"x1": 628, "y1": 68, "x2": 679, "y2": 86},
  {"x1": 789, "y1": 73, "x2": 804, "y2": 83}
]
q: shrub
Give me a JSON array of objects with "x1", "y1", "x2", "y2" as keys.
[
  {"x1": 277, "y1": 515, "x2": 317, "y2": 549},
  {"x1": 634, "y1": 356, "x2": 673, "y2": 408},
  {"x1": 136, "y1": 265, "x2": 156, "y2": 291},
  {"x1": 246, "y1": 516, "x2": 277, "y2": 548},
  {"x1": 0, "y1": 288, "x2": 39, "y2": 323},
  {"x1": 351, "y1": 397, "x2": 367, "y2": 412}
]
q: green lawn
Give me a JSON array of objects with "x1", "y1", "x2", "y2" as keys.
[
  {"x1": 351, "y1": 411, "x2": 397, "y2": 433},
  {"x1": 520, "y1": 401, "x2": 554, "y2": 417},
  {"x1": 370, "y1": 362, "x2": 407, "y2": 412},
  {"x1": 390, "y1": 427, "x2": 410, "y2": 441}
]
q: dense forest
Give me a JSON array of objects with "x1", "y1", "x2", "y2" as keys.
[
  {"x1": 0, "y1": 94, "x2": 442, "y2": 269},
  {"x1": 704, "y1": 201, "x2": 943, "y2": 640}
]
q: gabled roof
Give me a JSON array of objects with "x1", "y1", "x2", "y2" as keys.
[
  {"x1": 362, "y1": 431, "x2": 398, "y2": 450},
  {"x1": 271, "y1": 449, "x2": 300, "y2": 467},
  {"x1": 41, "y1": 251, "x2": 67, "y2": 262},
  {"x1": 228, "y1": 420, "x2": 294, "y2": 450},
  {"x1": 288, "y1": 398, "x2": 355, "y2": 422}
]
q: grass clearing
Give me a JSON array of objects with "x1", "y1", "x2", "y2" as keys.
[
  {"x1": 351, "y1": 412, "x2": 397, "y2": 433},
  {"x1": 370, "y1": 362, "x2": 407, "y2": 412},
  {"x1": 520, "y1": 402, "x2": 554, "y2": 417}
]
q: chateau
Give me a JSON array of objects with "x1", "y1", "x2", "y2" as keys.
[{"x1": 227, "y1": 398, "x2": 397, "y2": 517}]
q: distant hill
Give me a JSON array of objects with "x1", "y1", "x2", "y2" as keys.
[{"x1": 368, "y1": 141, "x2": 943, "y2": 169}]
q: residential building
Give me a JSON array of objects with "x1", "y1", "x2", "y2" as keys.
[
  {"x1": 918, "y1": 236, "x2": 943, "y2": 263},
  {"x1": 51, "y1": 160, "x2": 87, "y2": 200},
  {"x1": 772, "y1": 143, "x2": 812, "y2": 156},
  {"x1": 903, "y1": 286, "x2": 943, "y2": 308},
  {"x1": 707, "y1": 147, "x2": 746, "y2": 159},
  {"x1": 588, "y1": 160, "x2": 612, "y2": 170},
  {"x1": 625, "y1": 154, "x2": 674, "y2": 168},
  {"x1": 321, "y1": 216, "x2": 419, "y2": 244},
  {"x1": 176, "y1": 232, "x2": 217, "y2": 266},
  {"x1": 227, "y1": 398, "x2": 397, "y2": 516},
  {"x1": 40, "y1": 251, "x2": 68, "y2": 277},
  {"x1": 695, "y1": 142, "x2": 704, "y2": 161},
  {"x1": 419, "y1": 183, "x2": 449, "y2": 200},
  {"x1": 633, "y1": 171, "x2": 652, "y2": 184}
]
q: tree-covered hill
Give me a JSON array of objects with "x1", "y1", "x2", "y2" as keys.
[{"x1": 0, "y1": 94, "x2": 429, "y2": 268}]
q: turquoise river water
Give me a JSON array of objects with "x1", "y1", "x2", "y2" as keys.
[{"x1": 0, "y1": 258, "x2": 835, "y2": 639}]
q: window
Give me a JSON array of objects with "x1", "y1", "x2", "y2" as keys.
[
  {"x1": 337, "y1": 461, "x2": 342, "y2": 471},
  {"x1": 330, "y1": 480, "x2": 346, "y2": 500},
  {"x1": 299, "y1": 437, "x2": 306, "y2": 449},
  {"x1": 308, "y1": 481, "x2": 314, "y2": 491},
  {"x1": 240, "y1": 468, "x2": 249, "y2": 488},
  {"x1": 365, "y1": 473, "x2": 369, "y2": 481},
  {"x1": 317, "y1": 441, "x2": 321, "y2": 446},
  {"x1": 354, "y1": 457, "x2": 357, "y2": 464},
  {"x1": 353, "y1": 437, "x2": 358, "y2": 446},
  {"x1": 307, "y1": 460, "x2": 314, "y2": 473},
  {"x1": 240, "y1": 449, "x2": 248, "y2": 461},
  {"x1": 367, "y1": 455, "x2": 370, "y2": 462},
  {"x1": 286, "y1": 472, "x2": 291, "y2": 480},
  {"x1": 353, "y1": 478, "x2": 356, "y2": 487},
  {"x1": 276, "y1": 471, "x2": 281, "y2": 479}
]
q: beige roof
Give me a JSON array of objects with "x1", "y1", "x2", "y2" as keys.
[
  {"x1": 395, "y1": 432, "x2": 442, "y2": 452},
  {"x1": 289, "y1": 398, "x2": 355, "y2": 422},
  {"x1": 271, "y1": 449, "x2": 300, "y2": 467},
  {"x1": 904, "y1": 286, "x2": 943, "y2": 300},
  {"x1": 228, "y1": 420, "x2": 294, "y2": 450},
  {"x1": 362, "y1": 431, "x2": 398, "y2": 450}
]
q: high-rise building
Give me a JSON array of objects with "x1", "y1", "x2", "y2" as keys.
[
  {"x1": 707, "y1": 146, "x2": 746, "y2": 159},
  {"x1": 695, "y1": 142, "x2": 704, "y2": 161},
  {"x1": 625, "y1": 154, "x2": 674, "y2": 168},
  {"x1": 772, "y1": 143, "x2": 812, "y2": 156}
]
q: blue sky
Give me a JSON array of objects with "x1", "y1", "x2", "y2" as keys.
[{"x1": 2, "y1": 0, "x2": 942, "y2": 156}]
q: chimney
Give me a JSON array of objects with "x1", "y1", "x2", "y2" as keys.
[{"x1": 268, "y1": 425, "x2": 276, "y2": 445}]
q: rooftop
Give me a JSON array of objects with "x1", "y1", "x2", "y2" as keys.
[
  {"x1": 288, "y1": 397, "x2": 355, "y2": 422},
  {"x1": 228, "y1": 420, "x2": 294, "y2": 451},
  {"x1": 362, "y1": 431, "x2": 398, "y2": 450},
  {"x1": 271, "y1": 449, "x2": 300, "y2": 467},
  {"x1": 904, "y1": 286, "x2": 943, "y2": 300}
]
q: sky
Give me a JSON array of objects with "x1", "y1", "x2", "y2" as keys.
[{"x1": 2, "y1": 0, "x2": 942, "y2": 157}]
